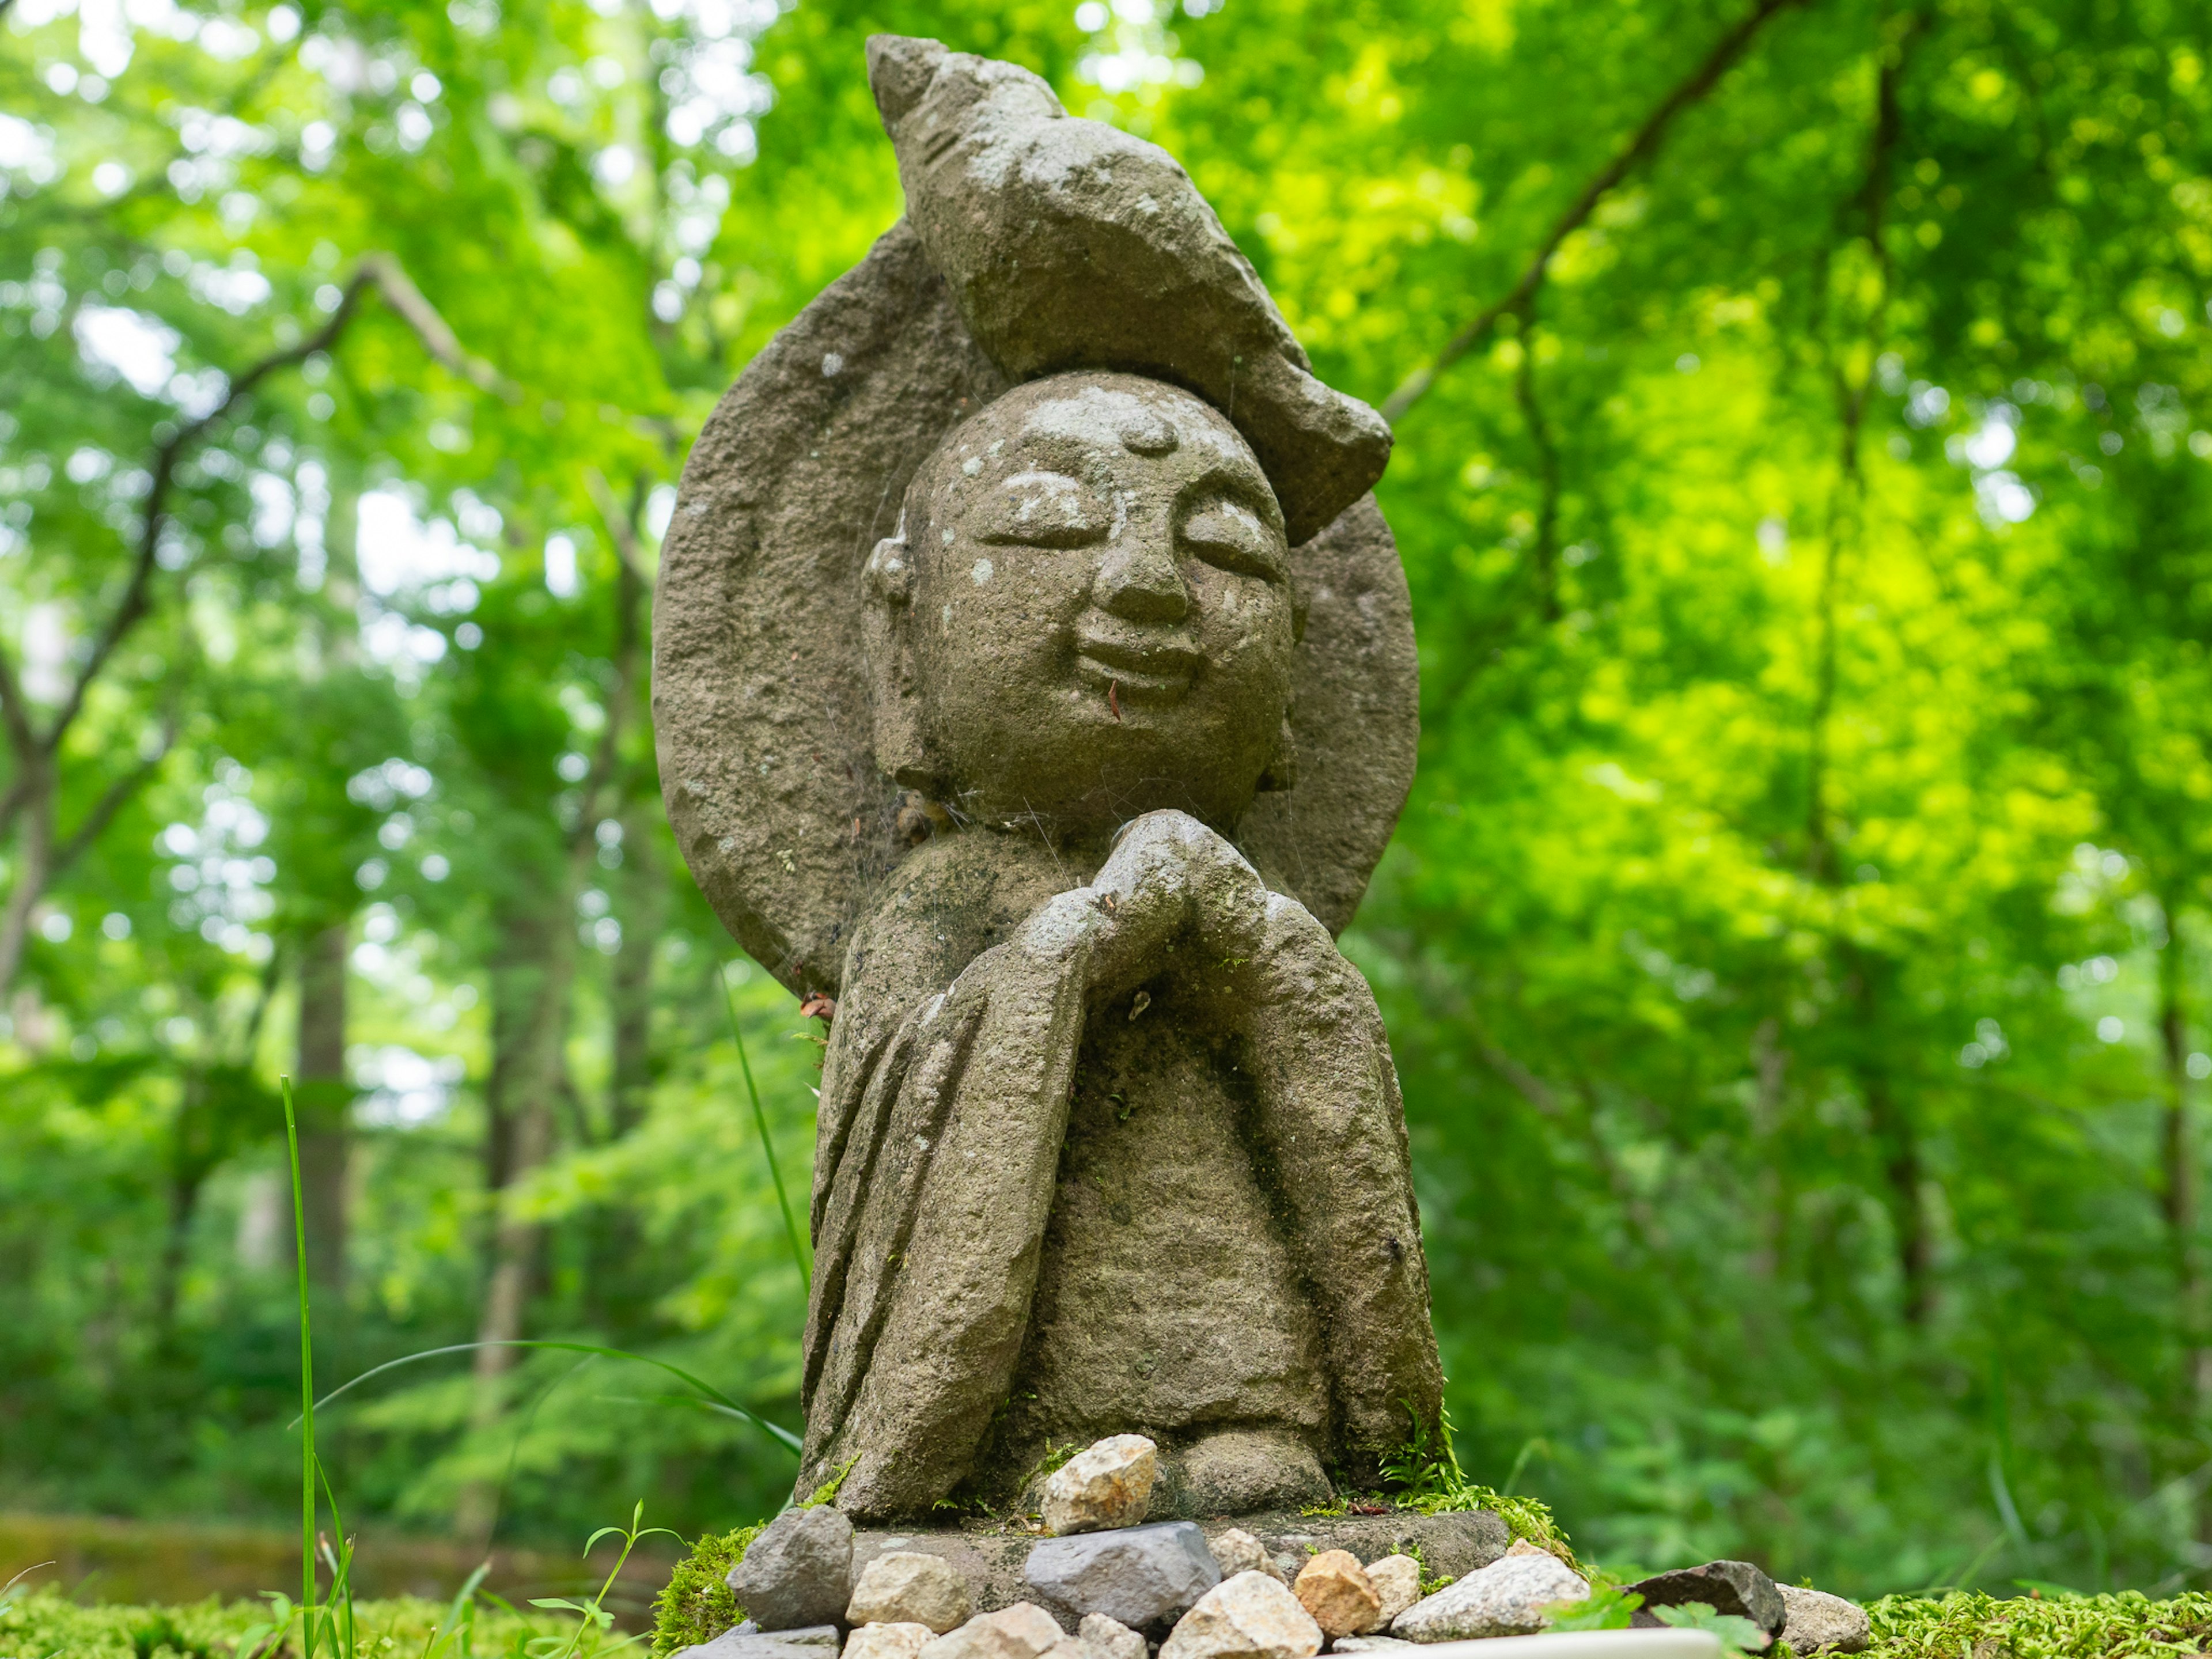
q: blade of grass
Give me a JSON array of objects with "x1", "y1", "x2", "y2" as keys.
[
  {"x1": 721, "y1": 963, "x2": 809, "y2": 1286},
  {"x1": 294, "y1": 1339, "x2": 804, "y2": 1455},
  {"x1": 283, "y1": 1074, "x2": 319, "y2": 1659}
]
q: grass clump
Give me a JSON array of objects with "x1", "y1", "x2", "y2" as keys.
[
  {"x1": 650, "y1": 1525, "x2": 762, "y2": 1659},
  {"x1": 1862, "y1": 1588, "x2": 2212, "y2": 1659},
  {"x1": 0, "y1": 1588, "x2": 602, "y2": 1659}
]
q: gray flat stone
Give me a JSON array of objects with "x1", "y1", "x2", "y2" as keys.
[
  {"x1": 676, "y1": 1624, "x2": 842, "y2": 1659},
  {"x1": 732, "y1": 1507, "x2": 857, "y2": 1631},
  {"x1": 1026, "y1": 1520, "x2": 1224, "y2": 1632}
]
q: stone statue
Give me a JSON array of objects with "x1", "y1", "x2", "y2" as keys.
[{"x1": 654, "y1": 36, "x2": 1444, "y2": 1524}]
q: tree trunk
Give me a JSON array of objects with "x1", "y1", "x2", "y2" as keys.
[
  {"x1": 296, "y1": 922, "x2": 351, "y2": 1293},
  {"x1": 2159, "y1": 913, "x2": 2208, "y2": 1406},
  {"x1": 0, "y1": 764, "x2": 55, "y2": 999},
  {"x1": 609, "y1": 802, "x2": 661, "y2": 1141},
  {"x1": 453, "y1": 899, "x2": 578, "y2": 1546}
]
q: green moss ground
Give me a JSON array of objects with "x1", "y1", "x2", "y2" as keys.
[{"x1": 0, "y1": 1588, "x2": 617, "y2": 1658}]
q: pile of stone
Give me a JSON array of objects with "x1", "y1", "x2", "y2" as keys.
[{"x1": 676, "y1": 1436, "x2": 1869, "y2": 1659}]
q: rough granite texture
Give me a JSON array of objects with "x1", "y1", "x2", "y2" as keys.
[
  {"x1": 676, "y1": 1626, "x2": 840, "y2": 1659},
  {"x1": 1043, "y1": 1434, "x2": 1160, "y2": 1536},
  {"x1": 1024, "y1": 1521, "x2": 1222, "y2": 1633},
  {"x1": 1627, "y1": 1563, "x2": 1786, "y2": 1640},
  {"x1": 1080, "y1": 1614, "x2": 1147, "y2": 1659},
  {"x1": 846, "y1": 1510, "x2": 1507, "y2": 1618},
  {"x1": 847, "y1": 1627, "x2": 938, "y2": 1659},
  {"x1": 728, "y1": 1508, "x2": 855, "y2": 1632},
  {"x1": 1160, "y1": 1573, "x2": 1323, "y2": 1659},
  {"x1": 1291, "y1": 1552, "x2": 1381, "y2": 1640},
  {"x1": 850, "y1": 1552, "x2": 975, "y2": 1634},
  {"x1": 656, "y1": 35, "x2": 1435, "y2": 1527},
  {"x1": 1777, "y1": 1586, "x2": 1870, "y2": 1654},
  {"x1": 1391, "y1": 1552, "x2": 1589, "y2": 1642},
  {"x1": 862, "y1": 35, "x2": 1389, "y2": 546}
]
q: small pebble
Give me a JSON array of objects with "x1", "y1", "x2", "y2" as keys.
[
  {"x1": 1161, "y1": 1571, "x2": 1323, "y2": 1659},
  {"x1": 850, "y1": 1553, "x2": 975, "y2": 1634},
  {"x1": 1362, "y1": 1559, "x2": 1420, "y2": 1630}
]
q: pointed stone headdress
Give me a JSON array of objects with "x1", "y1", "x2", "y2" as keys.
[{"x1": 653, "y1": 39, "x2": 1419, "y2": 994}]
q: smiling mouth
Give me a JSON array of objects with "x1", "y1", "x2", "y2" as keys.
[{"x1": 1074, "y1": 632, "x2": 1202, "y2": 702}]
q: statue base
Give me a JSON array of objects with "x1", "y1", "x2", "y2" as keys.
[{"x1": 851, "y1": 1505, "x2": 1510, "y2": 1618}]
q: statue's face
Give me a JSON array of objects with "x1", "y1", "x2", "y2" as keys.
[{"x1": 872, "y1": 372, "x2": 1297, "y2": 835}]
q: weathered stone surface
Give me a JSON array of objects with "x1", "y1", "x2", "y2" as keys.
[
  {"x1": 1294, "y1": 1552, "x2": 1381, "y2": 1639},
  {"x1": 1172, "y1": 1431, "x2": 1333, "y2": 1517},
  {"x1": 1045, "y1": 1435, "x2": 1160, "y2": 1536},
  {"x1": 919, "y1": 1604, "x2": 1069, "y2": 1659},
  {"x1": 730, "y1": 1508, "x2": 857, "y2": 1632},
  {"x1": 1330, "y1": 1639, "x2": 1415, "y2": 1653},
  {"x1": 1363, "y1": 1559, "x2": 1420, "y2": 1630},
  {"x1": 848, "y1": 1626, "x2": 939, "y2": 1659},
  {"x1": 841, "y1": 1510, "x2": 1503, "y2": 1620},
  {"x1": 863, "y1": 36, "x2": 1389, "y2": 547},
  {"x1": 1080, "y1": 1613, "x2": 1147, "y2": 1659},
  {"x1": 1627, "y1": 1563, "x2": 1785, "y2": 1642},
  {"x1": 1777, "y1": 1586, "x2": 1869, "y2": 1654},
  {"x1": 1391, "y1": 1551, "x2": 1589, "y2": 1642},
  {"x1": 1161, "y1": 1571, "x2": 1323, "y2": 1659},
  {"x1": 1211, "y1": 1531, "x2": 1283, "y2": 1585},
  {"x1": 1026, "y1": 1520, "x2": 1222, "y2": 1632},
  {"x1": 678, "y1": 1625, "x2": 842, "y2": 1659},
  {"x1": 1208, "y1": 1512, "x2": 1508, "y2": 1585},
  {"x1": 851, "y1": 1552, "x2": 975, "y2": 1634},
  {"x1": 664, "y1": 41, "x2": 1437, "y2": 1528}
]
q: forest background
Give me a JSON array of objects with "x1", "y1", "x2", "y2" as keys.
[{"x1": 5, "y1": 0, "x2": 2212, "y2": 1609}]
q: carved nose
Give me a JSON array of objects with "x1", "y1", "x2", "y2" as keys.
[{"x1": 1093, "y1": 534, "x2": 1189, "y2": 624}]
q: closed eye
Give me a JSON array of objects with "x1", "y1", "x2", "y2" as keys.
[
  {"x1": 1179, "y1": 499, "x2": 1283, "y2": 579},
  {"x1": 976, "y1": 470, "x2": 1110, "y2": 548}
]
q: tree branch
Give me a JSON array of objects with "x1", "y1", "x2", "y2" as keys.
[
  {"x1": 48, "y1": 714, "x2": 179, "y2": 885},
  {"x1": 1380, "y1": 0, "x2": 1810, "y2": 423},
  {"x1": 359, "y1": 252, "x2": 523, "y2": 401}
]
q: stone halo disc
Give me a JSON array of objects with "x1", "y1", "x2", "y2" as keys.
[{"x1": 653, "y1": 221, "x2": 1419, "y2": 998}]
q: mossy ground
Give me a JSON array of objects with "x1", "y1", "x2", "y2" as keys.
[
  {"x1": 649, "y1": 1525, "x2": 762, "y2": 1659},
  {"x1": 0, "y1": 1588, "x2": 615, "y2": 1658},
  {"x1": 12, "y1": 1583, "x2": 2211, "y2": 1659}
]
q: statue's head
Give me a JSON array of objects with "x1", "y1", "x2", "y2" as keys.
[{"x1": 863, "y1": 372, "x2": 1302, "y2": 838}]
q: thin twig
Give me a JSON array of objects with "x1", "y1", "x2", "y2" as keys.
[{"x1": 1381, "y1": 0, "x2": 1810, "y2": 422}]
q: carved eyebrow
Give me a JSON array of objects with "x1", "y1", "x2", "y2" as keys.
[
  {"x1": 975, "y1": 469, "x2": 1111, "y2": 548},
  {"x1": 1173, "y1": 465, "x2": 1284, "y2": 534}
]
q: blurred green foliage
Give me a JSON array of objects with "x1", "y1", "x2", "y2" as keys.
[{"x1": 5, "y1": 0, "x2": 2212, "y2": 1609}]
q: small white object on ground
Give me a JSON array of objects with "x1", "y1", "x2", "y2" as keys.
[
  {"x1": 1161, "y1": 1570, "x2": 1325, "y2": 1659},
  {"x1": 1044, "y1": 1435, "x2": 1161, "y2": 1535}
]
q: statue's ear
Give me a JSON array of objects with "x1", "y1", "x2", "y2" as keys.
[{"x1": 862, "y1": 526, "x2": 942, "y2": 792}]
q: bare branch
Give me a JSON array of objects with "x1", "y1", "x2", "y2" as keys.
[
  {"x1": 360, "y1": 252, "x2": 523, "y2": 402},
  {"x1": 1380, "y1": 0, "x2": 1809, "y2": 423},
  {"x1": 41, "y1": 271, "x2": 377, "y2": 751}
]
